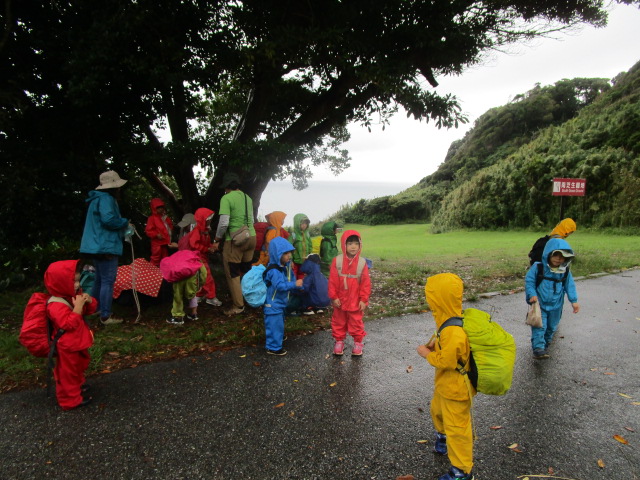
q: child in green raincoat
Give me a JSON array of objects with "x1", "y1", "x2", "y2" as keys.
[{"x1": 290, "y1": 213, "x2": 312, "y2": 279}]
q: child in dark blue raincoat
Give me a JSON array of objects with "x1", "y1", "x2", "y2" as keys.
[
  {"x1": 263, "y1": 237, "x2": 303, "y2": 355},
  {"x1": 300, "y1": 254, "x2": 330, "y2": 314},
  {"x1": 525, "y1": 237, "x2": 580, "y2": 359}
]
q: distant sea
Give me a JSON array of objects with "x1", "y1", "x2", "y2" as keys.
[{"x1": 258, "y1": 180, "x2": 413, "y2": 226}]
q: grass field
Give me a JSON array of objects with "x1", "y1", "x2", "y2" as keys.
[{"x1": 1, "y1": 225, "x2": 638, "y2": 393}]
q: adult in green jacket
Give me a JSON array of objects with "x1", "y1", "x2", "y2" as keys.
[{"x1": 319, "y1": 221, "x2": 340, "y2": 278}]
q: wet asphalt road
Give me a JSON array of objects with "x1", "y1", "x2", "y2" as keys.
[{"x1": 1, "y1": 270, "x2": 638, "y2": 480}]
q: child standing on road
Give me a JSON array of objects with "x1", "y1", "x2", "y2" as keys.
[
  {"x1": 417, "y1": 273, "x2": 475, "y2": 480},
  {"x1": 145, "y1": 198, "x2": 176, "y2": 266},
  {"x1": 328, "y1": 230, "x2": 371, "y2": 356},
  {"x1": 290, "y1": 213, "x2": 312, "y2": 279},
  {"x1": 263, "y1": 237, "x2": 303, "y2": 355},
  {"x1": 44, "y1": 260, "x2": 97, "y2": 410},
  {"x1": 525, "y1": 237, "x2": 580, "y2": 359}
]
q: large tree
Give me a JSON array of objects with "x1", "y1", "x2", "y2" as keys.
[{"x1": 0, "y1": 0, "x2": 625, "y2": 247}]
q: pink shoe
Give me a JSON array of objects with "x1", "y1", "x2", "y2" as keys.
[
  {"x1": 352, "y1": 342, "x2": 364, "y2": 356},
  {"x1": 333, "y1": 340, "x2": 345, "y2": 356}
]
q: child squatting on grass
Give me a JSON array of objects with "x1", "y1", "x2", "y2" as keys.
[
  {"x1": 263, "y1": 236, "x2": 304, "y2": 356},
  {"x1": 328, "y1": 230, "x2": 371, "y2": 356},
  {"x1": 417, "y1": 273, "x2": 475, "y2": 480},
  {"x1": 525, "y1": 237, "x2": 580, "y2": 360}
]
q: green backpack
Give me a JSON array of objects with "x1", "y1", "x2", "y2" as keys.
[{"x1": 437, "y1": 307, "x2": 516, "y2": 396}]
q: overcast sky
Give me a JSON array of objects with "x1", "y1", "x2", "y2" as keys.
[{"x1": 310, "y1": 2, "x2": 640, "y2": 183}]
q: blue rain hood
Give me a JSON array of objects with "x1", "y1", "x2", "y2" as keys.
[{"x1": 268, "y1": 236, "x2": 295, "y2": 266}]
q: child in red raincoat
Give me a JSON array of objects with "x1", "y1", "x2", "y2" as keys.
[
  {"x1": 187, "y1": 208, "x2": 222, "y2": 306},
  {"x1": 328, "y1": 229, "x2": 371, "y2": 356},
  {"x1": 44, "y1": 260, "x2": 97, "y2": 410},
  {"x1": 145, "y1": 198, "x2": 175, "y2": 266}
]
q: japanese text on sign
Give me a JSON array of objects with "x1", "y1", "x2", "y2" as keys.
[{"x1": 552, "y1": 178, "x2": 586, "y2": 197}]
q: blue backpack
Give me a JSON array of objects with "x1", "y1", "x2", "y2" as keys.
[{"x1": 241, "y1": 265, "x2": 267, "y2": 308}]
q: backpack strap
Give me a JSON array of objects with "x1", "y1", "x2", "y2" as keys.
[
  {"x1": 335, "y1": 255, "x2": 366, "y2": 284},
  {"x1": 436, "y1": 316, "x2": 470, "y2": 375},
  {"x1": 535, "y1": 262, "x2": 569, "y2": 289}
]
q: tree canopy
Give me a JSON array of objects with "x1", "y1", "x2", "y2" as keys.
[{"x1": 0, "y1": 0, "x2": 617, "y2": 249}]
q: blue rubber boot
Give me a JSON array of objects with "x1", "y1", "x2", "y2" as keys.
[
  {"x1": 438, "y1": 466, "x2": 474, "y2": 480},
  {"x1": 433, "y1": 432, "x2": 447, "y2": 455}
]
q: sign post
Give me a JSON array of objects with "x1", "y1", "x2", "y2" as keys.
[{"x1": 552, "y1": 178, "x2": 586, "y2": 220}]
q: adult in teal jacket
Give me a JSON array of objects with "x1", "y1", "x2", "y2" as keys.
[
  {"x1": 80, "y1": 171, "x2": 130, "y2": 325},
  {"x1": 525, "y1": 237, "x2": 580, "y2": 359}
]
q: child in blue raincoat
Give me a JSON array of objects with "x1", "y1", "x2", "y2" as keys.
[
  {"x1": 525, "y1": 237, "x2": 580, "y2": 359},
  {"x1": 263, "y1": 237, "x2": 303, "y2": 355}
]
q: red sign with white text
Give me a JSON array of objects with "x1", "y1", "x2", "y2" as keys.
[{"x1": 552, "y1": 178, "x2": 586, "y2": 196}]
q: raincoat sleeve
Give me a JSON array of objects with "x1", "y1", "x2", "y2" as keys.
[
  {"x1": 145, "y1": 215, "x2": 159, "y2": 239},
  {"x1": 565, "y1": 272, "x2": 578, "y2": 303},
  {"x1": 427, "y1": 328, "x2": 467, "y2": 371},
  {"x1": 266, "y1": 269, "x2": 299, "y2": 293},
  {"x1": 524, "y1": 264, "x2": 539, "y2": 303},
  {"x1": 98, "y1": 196, "x2": 128, "y2": 231},
  {"x1": 359, "y1": 264, "x2": 371, "y2": 304},
  {"x1": 327, "y1": 258, "x2": 338, "y2": 299}
]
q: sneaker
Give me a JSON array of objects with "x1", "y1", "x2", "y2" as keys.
[
  {"x1": 433, "y1": 432, "x2": 448, "y2": 455},
  {"x1": 266, "y1": 348, "x2": 287, "y2": 356},
  {"x1": 206, "y1": 297, "x2": 222, "y2": 306},
  {"x1": 224, "y1": 306, "x2": 245, "y2": 316},
  {"x1": 185, "y1": 313, "x2": 198, "y2": 321},
  {"x1": 100, "y1": 315, "x2": 123, "y2": 325},
  {"x1": 333, "y1": 340, "x2": 345, "y2": 356},
  {"x1": 315, "y1": 308, "x2": 324, "y2": 314},
  {"x1": 438, "y1": 466, "x2": 474, "y2": 480},
  {"x1": 166, "y1": 316, "x2": 184, "y2": 325},
  {"x1": 352, "y1": 341, "x2": 364, "y2": 356},
  {"x1": 533, "y1": 349, "x2": 550, "y2": 360},
  {"x1": 303, "y1": 308, "x2": 315, "y2": 315}
]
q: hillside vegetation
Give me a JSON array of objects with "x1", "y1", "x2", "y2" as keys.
[{"x1": 332, "y1": 60, "x2": 640, "y2": 230}]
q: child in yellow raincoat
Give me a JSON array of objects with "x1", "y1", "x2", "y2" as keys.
[{"x1": 417, "y1": 273, "x2": 475, "y2": 480}]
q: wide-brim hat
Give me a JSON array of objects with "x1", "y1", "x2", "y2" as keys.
[
  {"x1": 96, "y1": 170, "x2": 127, "y2": 190},
  {"x1": 177, "y1": 213, "x2": 196, "y2": 228},
  {"x1": 221, "y1": 172, "x2": 241, "y2": 188}
]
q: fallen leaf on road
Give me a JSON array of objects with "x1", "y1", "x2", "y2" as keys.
[
  {"x1": 253, "y1": 361, "x2": 261, "y2": 367},
  {"x1": 613, "y1": 434, "x2": 629, "y2": 444},
  {"x1": 631, "y1": 402, "x2": 640, "y2": 406},
  {"x1": 508, "y1": 443, "x2": 518, "y2": 449},
  {"x1": 406, "y1": 366, "x2": 413, "y2": 373},
  {"x1": 395, "y1": 476, "x2": 415, "y2": 480},
  {"x1": 274, "y1": 402, "x2": 285, "y2": 409},
  {"x1": 490, "y1": 426, "x2": 503, "y2": 430},
  {"x1": 624, "y1": 426, "x2": 635, "y2": 432},
  {"x1": 604, "y1": 372, "x2": 616, "y2": 375},
  {"x1": 239, "y1": 354, "x2": 246, "y2": 358},
  {"x1": 618, "y1": 393, "x2": 632, "y2": 398},
  {"x1": 107, "y1": 351, "x2": 120, "y2": 357},
  {"x1": 548, "y1": 467, "x2": 555, "y2": 475},
  {"x1": 329, "y1": 382, "x2": 337, "y2": 387},
  {"x1": 416, "y1": 440, "x2": 428, "y2": 444},
  {"x1": 597, "y1": 459, "x2": 605, "y2": 468}
]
